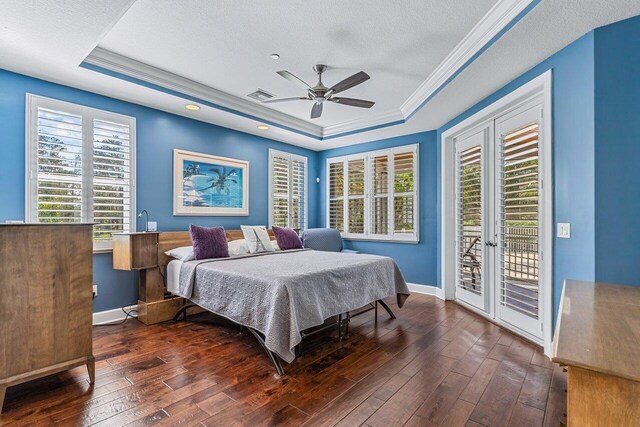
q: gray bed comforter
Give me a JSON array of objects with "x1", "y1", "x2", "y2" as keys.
[{"x1": 177, "y1": 249, "x2": 410, "y2": 363}]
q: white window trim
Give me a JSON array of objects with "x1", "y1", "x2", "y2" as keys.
[
  {"x1": 25, "y1": 94, "x2": 137, "y2": 253},
  {"x1": 440, "y1": 70, "x2": 553, "y2": 355},
  {"x1": 326, "y1": 143, "x2": 419, "y2": 243},
  {"x1": 268, "y1": 148, "x2": 308, "y2": 230}
]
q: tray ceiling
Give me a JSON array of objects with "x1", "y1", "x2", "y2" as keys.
[
  {"x1": 95, "y1": 0, "x2": 496, "y2": 128},
  {"x1": 2, "y1": 0, "x2": 640, "y2": 150}
]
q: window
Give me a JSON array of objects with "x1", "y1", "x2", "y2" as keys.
[
  {"x1": 269, "y1": 149, "x2": 308, "y2": 231},
  {"x1": 26, "y1": 95, "x2": 136, "y2": 251},
  {"x1": 326, "y1": 143, "x2": 418, "y2": 242}
]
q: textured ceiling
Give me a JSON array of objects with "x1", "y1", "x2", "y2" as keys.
[
  {"x1": 0, "y1": 0, "x2": 134, "y2": 68},
  {"x1": 1, "y1": 0, "x2": 640, "y2": 150},
  {"x1": 97, "y1": 0, "x2": 496, "y2": 127},
  {"x1": 324, "y1": 0, "x2": 640, "y2": 148}
]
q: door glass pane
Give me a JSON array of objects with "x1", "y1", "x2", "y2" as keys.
[
  {"x1": 457, "y1": 144, "x2": 483, "y2": 296},
  {"x1": 499, "y1": 123, "x2": 540, "y2": 319}
]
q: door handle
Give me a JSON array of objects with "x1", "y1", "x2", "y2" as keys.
[{"x1": 485, "y1": 241, "x2": 497, "y2": 247}]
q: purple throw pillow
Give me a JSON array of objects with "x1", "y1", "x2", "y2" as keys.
[
  {"x1": 189, "y1": 225, "x2": 229, "y2": 260},
  {"x1": 272, "y1": 226, "x2": 303, "y2": 250}
]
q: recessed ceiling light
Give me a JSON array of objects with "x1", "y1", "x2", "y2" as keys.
[
  {"x1": 257, "y1": 125, "x2": 269, "y2": 130},
  {"x1": 270, "y1": 53, "x2": 280, "y2": 60},
  {"x1": 185, "y1": 104, "x2": 200, "y2": 111}
]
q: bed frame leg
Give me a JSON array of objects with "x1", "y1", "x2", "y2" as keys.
[
  {"x1": 172, "y1": 303, "x2": 199, "y2": 321},
  {"x1": 377, "y1": 300, "x2": 396, "y2": 319},
  {"x1": 345, "y1": 312, "x2": 351, "y2": 337},
  {"x1": 374, "y1": 301, "x2": 378, "y2": 325},
  {"x1": 246, "y1": 327, "x2": 285, "y2": 376},
  {"x1": 338, "y1": 313, "x2": 343, "y2": 340}
]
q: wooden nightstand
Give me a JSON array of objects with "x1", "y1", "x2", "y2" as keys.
[{"x1": 113, "y1": 232, "x2": 183, "y2": 324}]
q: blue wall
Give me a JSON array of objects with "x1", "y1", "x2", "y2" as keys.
[
  {"x1": 2, "y1": 14, "x2": 639, "y2": 318},
  {"x1": 0, "y1": 69, "x2": 321, "y2": 312},
  {"x1": 594, "y1": 15, "x2": 640, "y2": 285},
  {"x1": 436, "y1": 32, "x2": 597, "y2": 321},
  {"x1": 317, "y1": 132, "x2": 439, "y2": 288}
]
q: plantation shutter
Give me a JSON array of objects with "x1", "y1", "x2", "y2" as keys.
[
  {"x1": 33, "y1": 106, "x2": 84, "y2": 224},
  {"x1": 326, "y1": 144, "x2": 418, "y2": 242},
  {"x1": 291, "y1": 158, "x2": 306, "y2": 230},
  {"x1": 271, "y1": 153, "x2": 290, "y2": 228},
  {"x1": 27, "y1": 95, "x2": 136, "y2": 250},
  {"x1": 347, "y1": 158, "x2": 365, "y2": 235},
  {"x1": 269, "y1": 150, "x2": 308, "y2": 231},
  {"x1": 393, "y1": 150, "x2": 417, "y2": 238},
  {"x1": 456, "y1": 143, "x2": 484, "y2": 297},
  {"x1": 328, "y1": 161, "x2": 345, "y2": 232},
  {"x1": 499, "y1": 122, "x2": 540, "y2": 319},
  {"x1": 92, "y1": 118, "x2": 132, "y2": 245},
  {"x1": 370, "y1": 154, "x2": 390, "y2": 235}
]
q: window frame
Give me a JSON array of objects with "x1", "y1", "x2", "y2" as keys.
[
  {"x1": 268, "y1": 148, "x2": 308, "y2": 231},
  {"x1": 325, "y1": 143, "x2": 419, "y2": 243},
  {"x1": 25, "y1": 94, "x2": 137, "y2": 252}
]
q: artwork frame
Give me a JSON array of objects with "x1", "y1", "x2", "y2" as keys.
[{"x1": 173, "y1": 149, "x2": 249, "y2": 216}]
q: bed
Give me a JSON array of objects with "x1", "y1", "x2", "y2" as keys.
[{"x1": 162, "y1": 230, "x2": 410, "y2": 375}]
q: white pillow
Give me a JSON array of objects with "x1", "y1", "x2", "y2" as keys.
[
  {"x1": 272, "y1": 240, "x2": 280, "y2": 251},
  {"x1": 240, "y1": 225, "x2": 274, "y2": 253},
  {"x1": 165, "y1": 246, "x2": 195, "y2": 262},
  {"x1": 228, "y1": 239, "x2": 250, "y2": 256}
]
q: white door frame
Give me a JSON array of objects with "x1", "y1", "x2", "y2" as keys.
[{"x1": 441, "y1": 70, "x2": 553, "y2": 355}]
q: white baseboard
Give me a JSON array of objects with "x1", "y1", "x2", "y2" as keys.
[
  {"x1": 92, "y1": 305, "x2": 138, "y2": 326},
  {"x1": 406, "y1": 283, "x2": 445, "y2": 300}
]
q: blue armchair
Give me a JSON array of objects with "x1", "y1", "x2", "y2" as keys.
[{"x1": 301, "y1": 228, "x2": 359, "y2": 253}]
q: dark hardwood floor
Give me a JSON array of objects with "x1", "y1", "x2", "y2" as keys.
[{"x1": 0, "y1": 294, "x2": 567, "y2": 426}]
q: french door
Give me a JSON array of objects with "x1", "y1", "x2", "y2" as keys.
[
  {"x1": 455, "y1": 126, "x2": 492, "y2": 312},
  {"x1": 455, "y1": 101, "x2": 545, "y2": 342}
]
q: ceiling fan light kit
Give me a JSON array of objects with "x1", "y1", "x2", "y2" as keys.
[{"x1": 263, "y1": 64, "x2": 375, "y2": 119}]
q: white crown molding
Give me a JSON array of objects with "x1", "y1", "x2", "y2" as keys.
[
  {"x1": 400, "y1": 0, "x2": 536, "y2": 117},
  {"x1": 322, "y1": 109, "x2": 405, "y2": 137},
  {"x1": 82, "y1": 0, "x2": 534, "y2": 141},
  {"x1": 84, "y1": 47, "x2": 323, "y2": 138}
]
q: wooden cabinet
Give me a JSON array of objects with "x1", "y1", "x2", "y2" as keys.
[
  {"x1": 0, "y1": 224, "x2": 94, "y2": 413},
  {"x1": 552, "y1": 280, "x2": 640, "y2": 426}
]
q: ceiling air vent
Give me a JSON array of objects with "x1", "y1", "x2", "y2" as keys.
[{"x1": 247, "y1": 88, "x2": 275, "y2": 102}]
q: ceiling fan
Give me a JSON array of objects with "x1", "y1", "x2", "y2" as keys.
[{"x1": 262, "y1": 64, "x2": 375, "y2": 119}]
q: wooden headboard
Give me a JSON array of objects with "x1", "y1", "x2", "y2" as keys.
[{"x1": 157, "y1": 229, "x2": 277, "y2": 268}]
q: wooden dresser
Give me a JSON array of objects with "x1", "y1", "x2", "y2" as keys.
[
  {"x1": 0, "y1": 224, "x2": 94, "y2": 413},
  {"x1": 552, "y1": 280, "x2": 640, "y2": 426}
]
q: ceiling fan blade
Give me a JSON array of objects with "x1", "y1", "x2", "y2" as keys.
[
  {"x1": 277, "y1": 70, "x2": 313, "y2": 90},
  {"x1": 310, "y1": 102, "x2": 323, "y2": 119},
  {"x1": 328, "y1": 71, "x2": 370, "y2": 94},
  {"x1": 331, "y1": 97, "x2": 375, "y2": 108},
  {"x1": 262, "y1": 97, "x2": 309, "y2": 104}
]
